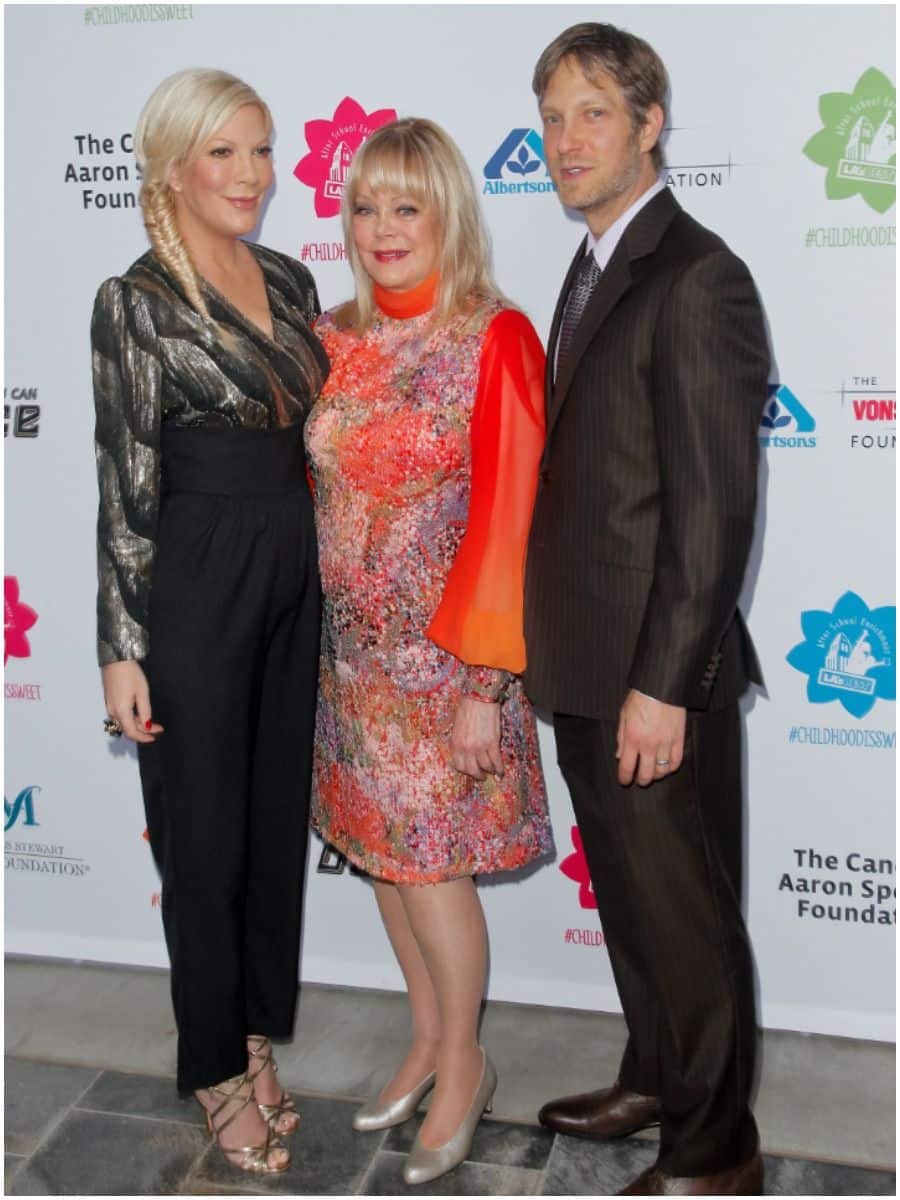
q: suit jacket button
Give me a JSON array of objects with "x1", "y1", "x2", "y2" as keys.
[{"x1": 540, "y1": 468, "x2": 552, "y2": 484}]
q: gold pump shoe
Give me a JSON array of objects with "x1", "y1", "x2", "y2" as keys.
[
  {"x1": 352, "y1": 1069, "x2": 437, "y2": 1132},
  {"x1": 402, "y1": 1050, "x2": 497, "y2": 1185}
]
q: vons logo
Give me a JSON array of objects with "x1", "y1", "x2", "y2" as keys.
[
  {"x1": 841, "y1": 377, "x2": 896, "y2": 451},
  {"x1": 294, "y1": 97, "x2": 397, "y2": 218},
  {"x1": 759, "y1": 385, "x2": 817, "y2": 449},
  {"x1": 559, "y1": 826, "x2": 596, "y2": 909},
  {"x1": 787, "y1": 591, "x2": 896, "y2": 719},
  {"x1": 803, "y1": 67, "x2": 895, "y2": 213},
  {"x1": 5, "y1": 577, "x2": 38, "y2": 665},
  {"x1": 483, "y1": 129, "x2": 556, "y2": 197}
]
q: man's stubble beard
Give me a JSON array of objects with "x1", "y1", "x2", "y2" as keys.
[{"x1": 567, "y1": 133, "x2": 644, "y2": 218}]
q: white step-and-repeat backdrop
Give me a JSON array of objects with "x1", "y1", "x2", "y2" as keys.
[{"x1": 5, "y1": 4, "x2": 895, "y2": 1041}]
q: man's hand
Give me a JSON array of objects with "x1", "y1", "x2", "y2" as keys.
[
  {"x1": 451, "y1": 698, "x2": 503, "y2": 781},
  {"x1": 616, "y1": 690, "x2": 686, "y2": 787}
]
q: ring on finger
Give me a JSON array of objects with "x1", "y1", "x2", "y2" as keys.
[
  {"x1": 655, "y1": 758, "x2": 670, "y2": 767},
  {"x1": 103, "y1": 717, "x2": 123, "y2": 738}
]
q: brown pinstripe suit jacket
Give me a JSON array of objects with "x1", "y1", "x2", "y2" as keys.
[{"x1": 523, "y1": 188, "x2": 769, "y2": 720}]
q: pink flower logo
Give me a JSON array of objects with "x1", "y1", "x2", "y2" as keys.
[
  {"x1": 4, "y1": 576, "x2": 38, "y2": 666},
  {"x1": 294, "y1": 96, "x2": 397, "y2": 218},
  {"x1": 560, "y1": 825, "x2": 597, "y2": 910}
]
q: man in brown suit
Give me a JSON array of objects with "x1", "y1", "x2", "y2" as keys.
[{"x1": 523, "y1": 23, "x2": 769, "y2": 1197}]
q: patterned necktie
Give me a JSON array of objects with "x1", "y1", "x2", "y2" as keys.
[{"x1": 556, "y1": 251, "x2": 603, "y2": 375}]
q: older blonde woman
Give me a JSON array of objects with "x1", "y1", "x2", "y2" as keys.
[
  {"x1": 306, "y1": 118, "x2": 554, "y2": 1184},
  {"x1": 91, "y1": 69, "x2": 328, "y2": 1173}
]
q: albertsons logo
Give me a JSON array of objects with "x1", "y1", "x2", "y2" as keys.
[
  {"x1": 483, "y1": 129, "x2": 556, "y2": 196},
  {"x1": 759, "y1": 385, "x2": 817, "y2": 448},
  {"x1": 787, "y1": 591, "x2": 896, "y2": 718}
]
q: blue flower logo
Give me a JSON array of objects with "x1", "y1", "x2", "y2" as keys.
[
  {"x1": 760, "y1": 398, "x2": 792, "y2": 430},
  {"x1": 786, "y1": 591, "x2": 896, "y2": 718},
  {"x1": 506, "y1": 145, "x2": 540, "y2": 176}
]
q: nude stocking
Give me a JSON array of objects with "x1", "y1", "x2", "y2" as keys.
[
  {"x1": 372, "y1": 880, "x2": 442, "y2": 1100},
  {"x1": 395, "y1": 877, "x2": 488, "y2": 1147}
]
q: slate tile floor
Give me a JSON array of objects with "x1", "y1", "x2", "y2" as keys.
[{"x1": 5, "y1": 1058, "x2": 896, "y2": 1196}]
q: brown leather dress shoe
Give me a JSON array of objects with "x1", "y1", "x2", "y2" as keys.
[
  {"x1": 538, "y1": 1081, "x2": 661, "y2": 1139},
  {"x1": 617, "y1": 1151, "x2": 764, "y2": 1195}
]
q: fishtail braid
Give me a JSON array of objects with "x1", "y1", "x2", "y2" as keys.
[{"x1": 141, "y1": 179, "x2": 209, "y2": 320}]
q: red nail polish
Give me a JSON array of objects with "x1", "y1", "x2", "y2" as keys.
[{"x1": 145, "y1": 719, "x2": 153, "y2": 730}]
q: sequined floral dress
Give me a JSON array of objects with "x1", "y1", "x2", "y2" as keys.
[{"x1": 306, "y1": 281, "x2": 554, "y2": 884}]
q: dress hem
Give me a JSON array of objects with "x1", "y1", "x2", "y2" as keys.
[{"x1": 311, "y1": 821, "x2": 553, "y2": 886}]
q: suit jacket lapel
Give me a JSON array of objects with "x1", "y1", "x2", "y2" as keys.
[{"x1": 546, "y1": 188, "x2": 682, "y2": 441}]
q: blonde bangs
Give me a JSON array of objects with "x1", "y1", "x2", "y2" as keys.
[{"x1": 348, "y1": 137, "x2": 440, "y2": 214}]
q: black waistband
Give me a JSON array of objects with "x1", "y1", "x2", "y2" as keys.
[{"x1": 160, "y1": 423, "x2": 307, "y2": 496}]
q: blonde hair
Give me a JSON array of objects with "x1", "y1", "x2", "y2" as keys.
[
  {"x1": 134, "y1": 68, "x2": 272, "y2": 318},
  {"x1": 338, "y1": 118, "x2": 506, "y2": 332}
]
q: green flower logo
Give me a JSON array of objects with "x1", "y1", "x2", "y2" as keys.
[{"x1": 803, "y1": 67, "x2": 895, "y2": 213}]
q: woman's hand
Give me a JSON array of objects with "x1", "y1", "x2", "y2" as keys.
[
  {"x1": 450, "y1": 698, "x2": 503, "y2": 780},
  {"x1": 101, "y1": 661, "x2": 164, "y2": 744}
]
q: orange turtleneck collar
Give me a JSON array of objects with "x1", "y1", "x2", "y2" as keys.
[{"x1": 374, "y1": 271, "x2": 439, "y2": 319}]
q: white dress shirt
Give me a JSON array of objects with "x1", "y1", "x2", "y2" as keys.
[{"x1": 586, "y1": 175, "x2": 667, "y2": 269}]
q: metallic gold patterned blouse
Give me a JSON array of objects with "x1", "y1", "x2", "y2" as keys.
[{"x1": 91, "y1": 243, "x2": 329, "y2": 666}]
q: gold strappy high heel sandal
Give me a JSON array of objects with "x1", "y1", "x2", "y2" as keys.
[
  {"x1": 199, "y1": 1070, "x2": 290, "y2": 1175},
  {"x1": 247, "y1": 1035, "x2": 301, "y2": 1135}
]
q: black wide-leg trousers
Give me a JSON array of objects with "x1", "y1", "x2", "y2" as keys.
[
  {"x1": 553, "y1": 704, "x2": 759, "y2": 1177},
  {"x1": 138, "y1": 425, "x2": 320, "y2": 1093}
]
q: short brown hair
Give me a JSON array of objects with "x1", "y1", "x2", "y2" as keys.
[{"x1": 533, "y1": 23, "x2": 669, "y2": 170}]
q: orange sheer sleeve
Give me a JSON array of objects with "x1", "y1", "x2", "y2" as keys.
[{"x1": 426, "y1": 308, "x2": 546, "y2": 675}]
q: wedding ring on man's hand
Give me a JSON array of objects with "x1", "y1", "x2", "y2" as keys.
[
  {"x1": 655, "y1": 758, "x2": 670, "y2": 767},
  {"x1": 103, "y1": 717, "x2": 123, "y2": 738}
]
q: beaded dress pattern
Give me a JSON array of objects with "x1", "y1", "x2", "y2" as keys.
[{"x1": 306, "y1": 295, "x2": 553, "y2": 884}]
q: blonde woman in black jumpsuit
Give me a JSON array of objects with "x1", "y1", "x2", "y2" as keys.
[{"x1": 91, "y1": 69, "x2": 328, "y2": 1175}]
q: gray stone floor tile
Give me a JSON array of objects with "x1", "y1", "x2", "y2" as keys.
[
  {"x1": 384, "y1": 1113, "x2": 554, "y2": 1169},
  {"x1": 77, "y1": 1069, "x2": 202, "y2": 1125},
  {"x1": 480, "y1": 1000, "x2": 629, "y2": 1125},
  {"x1": 185, "y1": 1094, "x2": 384, "y2": 1195},
  {"x1": 4, "y1": 1057, "x2": 100, "y2": 1155},
  {"x1": 754, "y1": 1031, "x2": 896, "y2": 1169},
  {"x1": 280, "y1": 985, "x2": 414, "y2": 1100},
  {"x1": 8, "y1": 1109, "x2": 207, "y2": 1195},
  {"x1": 5, "y1": 961, "x2": 178, "y2": 1077},
  {"x1": 5, "y1": 961, "x2": 896, "y2": 1170},
  {"x1": 541, "y1": 1133, "x2": 657, "y2": 1195},
  {"x1": 765, "y1": 1154, "x2": 897, "y2": 1196},
  {"x1": 5, "y1": 1155, "x2": 26, "y2": 1193},
  {"x1": 360, "y1": 1149, "x2": 540, "y2": 1195}
]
